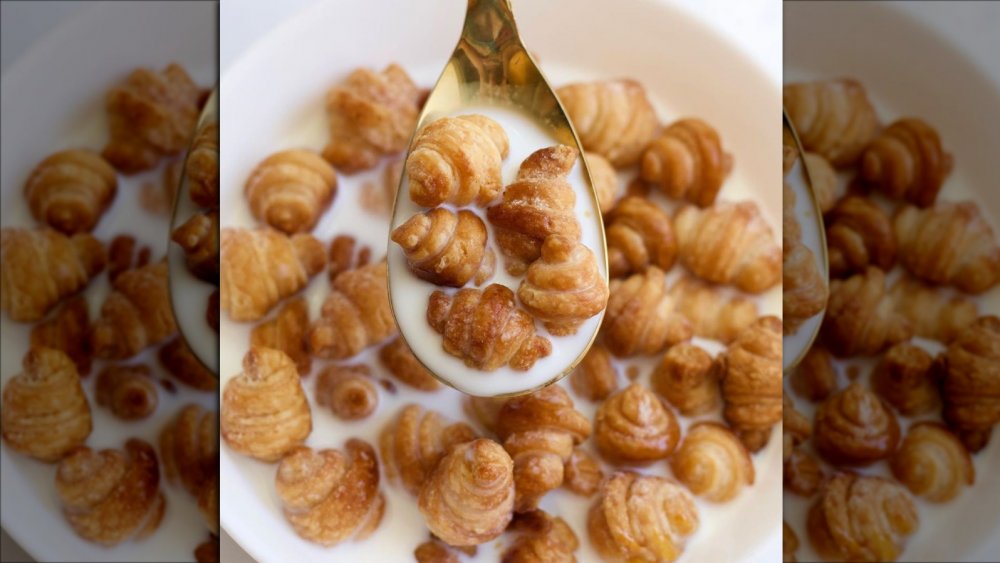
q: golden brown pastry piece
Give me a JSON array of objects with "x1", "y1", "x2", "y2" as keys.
[
  {"x1": 275, "y1": 440, "x2": 385, "y2": 546},
  {"x1": 939, "y1": 316, "x2": 1000, "y2": 453},
  {"x1": 783, "y1": 78, "x2": 880, "y2": 168},
  {"x1": 594, "y1": 383, "x2": 679, "y2": 465},
  {"x1": 102, "y1": 63, "x2": 202, "y2": 174},
  {"x1": 604, "y1": 196, "x2": 676, "y2": 279},
  {"x1": 315, "y1": 364, "x2": 378, "y2": 420},
  {"x1": 782, "y1": 396, "x2": 812, "y2": 464},
  {"x1": 25, "y1": 149, "x2": 117, "y2": 234},
  {"x1": 822, "y1": 266, "x2": 913, "y2": 357},
  {"x1": 670, "y1": 277, "x2": 758, "y2": 345},
  {"x1": 602, "y1": 267, "x2": 692, "y2": 357},
  {"x1": 890, "y1": 422, "x2": 973, "y2": 503},
  {"x1": 323, "y1": 64, "x2": 423, "y2": 173},
  {"x1": 30, "y1": 296, "x2": 92, "y2": 376},
  {"x1": 872, "y1": 343, "x2": 938, "y2": 416},
  {"x1": 894, "y1": 201, "x2": 1000, "y2": 294},
  {"x1": 427, "y1": 284, "x2": 552, "y2": 371},
  {"x1": 194, "y1": 533, "x2": 219, "y2": 563},
  {"x1": 309, "y1": 262, "x2": 397, "y2": 359},
  {"x1": 588, "y1": 471, "x2": 699, "y2": 562},
  {"x1": 651, "y1": 342, "x2": 720, "y2": 416},
  {"x1": 328, "y1": 234, "x2": 372, "y2": 282},
  {"x1": 641, "y1": 118, "x2": 733, "y2": 206},
  {"x1": 671, "y1": 422, "x2": 753, "y2": 503},
  {"x1": 783, "y1": 183, "x2": 801, "y2": 250},
  {"x1": 563, "y1": 448, "x2": 603, "y2": 497},
  {"x1": 487, "y1": 145, "x2": 582, "y2": 275},
  {"x1": 784, "y1": 521, "x2": 799, "y2": 563},
  {"x1": 517, "y1": 235, "x2": 609, "y2": 336},
  {"x1": 673, "y1": 201, "x2": 781, "y2": 293},
  {"x1": 198, "y1": 473, "x2": 219, "y2": 535},
  {"x1": 464, "y1": 396, "x2": 507, "y2": 435},
  {"x1": 807, "y1": 473, "x2": 918, "y2": 562},
  {"x1": 891, "y1": 277, "x2": 977, "y2": 343},
  {"x1": 91, "y1": 261, "x2": 177, "y2": 359},
  {"x1": 586, "y1": 151, "x2": 620, "y2": 214},
  {"x1": 158, "y1": 336, "x2": 216, "y2": 391},
  {"x1": 159, "y1": 404, "x2": 218, "y2": 498},
  {"x1": 803, "y1": 152, "x2": 838, "y2": 213},
  {"x1": 95, "y1": 364, "x2": 157, "y2": 420},
  {"x1": 783, "y1": 241, "x2": 828, "y2": 335},
  {"x1": 250, "y1": 297, "x2": 310, "y2": 377},
  {"x1": 861, "y1": 118, "x2": 953, "y2": 207},
  {"x1": 220, "y1": 227, "x2": 326, "y2": 322},
  {"x1": 391, "y1": 207, "x2": 496, "y2": 287},
  {"x1": 720, "y1": 316, "x2": 782, "y2": 452},
  {"x1": 106, "y1": 234, "x2": 151, "y2": 284},
  {"x1": 378, "y1": 337, "x2": 441, "y2": 391},
  {"x1": 0, "y1": 228, "x2": 105, "y2": 322},
  {"x1": 171, "y1": 208, "x2": 219, "y2": 283},
  {"x1": 1, "y1": 348, "x2": 91, "y2": 462},
  {"x1": 413, "y1": 538, "x2": 470, "y2": 563},
  {"x1": 55, "y1": 439, "x2": 166, "y2": 545},
  {"x1": 418, "y1": 438, "x2": 515, "y2": 547},
  {"x1": 785, "y1": 447, "x2": 824, "y2": 498},
  {"x1": 186, "y1": 119, "x2": 219, "y2": 208},
  {"x1": 556, "y1": 79, "x2": 658, "y2": 167},
  {"x1": 380, "y1": 404, "x2": 477, "y2": 496},
  {"x1": 245, "y1": 149, "x2": 337, "y2": 234},
  {"x1": 814, "y1": 382, "x2": 900, "y2": 466},
  {"x1": 791, "y1": 345, "x2": 839, "y2": 403},
  {"x1": 502, "y1": 510, "x2": 580, "y2": 562},
  {"x1": 407, "y1": 114, "x2": 509, "y2": 207},
  {"x1": 496, "y1": 385, "x2": 592, "y2": 512},
  {"x1": 826, "y1": 195, "x2": 896, "y2": 278},
  {"x1": 569, "y1": 343, "x2": 618, "y2": 402},
  {"x1": 221, "y1": 347, "x2": 311, "y2": 462}
]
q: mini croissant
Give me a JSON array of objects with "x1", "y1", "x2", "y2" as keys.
[
  {"x1": 783, "y1": 242, "x2": 828, "y2": 335},
  {"x1": 25, "y1": 149, "x2": 117, "y2": 234},
  {"x1": 861, "y1": 118, "x2": 953, "y2": 207},
  {"x1": 673, "y1": 201, "x2": 781, "y2": 293},
  {"x1": 586, "y1": 151, "x2": 620, "y2": 213},
  {"x1": 891, "y1": 276, "x2": 977, "y2": 343},
  {"x1": 427, "y1": 284, "x2": 552, "y2": 371},
  {"x1": 158, "y1": 336, "x2": 217, "y2": 391},
  {"x1": 556, "y1": 79, "x2": 658, "y2": 167},
  {"x1": 822, "y1": 267, "x2": 913, "y2": 357},
  {"x1": 594, "y1": 383, "x2": 680, "y2": 465},
  {"x1": 315, "y1": 364, "x2": 378, "y2": 420},
  {"x1": 487, "y1": 145, "x2": 582, "y2": 275},
  {"x1": 1, "y1": 228, "x2": 105, "y2": 322},
  {"x1": 221, "y1": 227, "x2": 326, "y2": 322},
  {"x1": 1, "y1": 348, "x2": 91, "y2": 462},
  {"x1": 160, "y1": 404, "x2": 218, "y2": 498},
  {"x1": 250, "y1": 297, "x2": 311, "y2": 377},
  {"x1": 783, "y1": 78, "x2": 880, "y2": 167},
  {"x1": 720, "y1": 316, "x2": 783, "y2": 452},
  {"x1": 939, "y1": 316, "x2": 1000, "y2": 453},
  {"x1": 872, "y1": 343, "x2": 939, "y2": 417},
  {"x1": 95, "y1": 364, "x2": 158, "y2": 420},
  {"x1": 563, "y1": 448, "x2": 603, "y2": 497},
  {"x1": 391, "y1": 207, "x2": 496, "y2": 287},
  {"x1": 245, "y1": 149, "x2": 337, "y2": 234},
  {"x1": 890, "y1": 422, "x2": 974, "y2": 503},
  {"x1": 825, "y1": 195, "x2": 897, "y2": 278},
  {"x1": 670, "y1": 422, "x2": 754, "y2": 503},
  {"x1": 171, "y1": 208, "x2": 219, "y2": 283},
  {"x1": 604, "y1": 195, "x2": 676, "y2": 278},
  {"x1": 815, "y1": 382, "x2": 900, "y2": 466},
  {"x1": 30, "y1": 296, "x2": 92, "y2": 376},
  {"x1": 378, "y1": 337, "x2": 441, "y2": 391},
  {"x1": 502, "y1": 510, "x2": 580, "y2": 562},
  {"x1": 602, "y1": 267, "x2": 692, "y2": 357},
  {"x1": 651, "y1": 342, "x2": 720, "y2": 416},
  {"x1": 670, "y1": 276, "x2": 758, "y2": 344},
  {"x1": 91, "y1": 261, "x2": 177, "y2": 359},
  {"x1": 308, "y1": 262, "x2": 397, "y2": 359},
  {"x1": 790, "y1": 345, "x2": 839, "y2": 403},
  {"x1": 569, "y1": 343, "x2": 619, "y2": 402},
  {"x1": 187, "y1": 119, "x2": 219, "y2": 208},
  {"x1": 380, "y1": 404, "x2": 476, "y2": 496},
  {"x1": 641, "y1": 118, "x2": 733, "y2": 206},
  {"x1": 803, "y1": 152, "x2": 838, "y2": 213}
]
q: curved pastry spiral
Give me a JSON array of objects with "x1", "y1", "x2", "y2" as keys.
[
  {"x1": 721, "y1": 316, "x2": 783, "y2": 452},
  {"x1": 890, "y1": 422, "x2": 974, "y2": 502},
  {"x1": 378, "y1": 337, "x2": 441, "y2": 391},
  {"x1": 171, "y1": 208, "x2": 219, "y2": 283},
  {"x1": 670, "y1": 422, "x2": 754, "y2": 502},
  {"x1": 55, "y1": 439, "x2": 166, "y2": 545},
  {"x1": 159, "y1": 404, "x2": 218, "y2": 498},
  {"x1": 782, "y1": 242, "x2": 828, "y2": 335},
  {"x1": 814, "y1": 382, "x2": 900, "y2": 466},
  {"x1": 517, "y1": 235, "x2": 609, "y2": 336},
  {"x1": 1, "y1": 228, "x2": 105, "y2": 322},
  {"x1": 822, "y1": 267, "x2": 913, "y2": 357},
  {"x1": 940, "y1": 316, "x2": 1000, "y2": 452},
  {"x1": 275, "y1": 440, "x2": 385, "y2": 546},
  {"x1": 783, "y1": 78, "x2": 880, "y2": 167},
  {"x1": 487, "y1": 145, "x2": 582, "y2": 275},
  {"x1": 250, "y1": 297, "x2": 311, "y2": 377},
  {"x1": 379, "y1": 404, "x2": 477, "y2": 496},
  {"x1": 594, "y1": 383, "x2": 680, "y2": 465},
  {"x1": 791, "y1": 345, "x2": 839, "y2": 402},
  {"x1": 602, "y1": 267, "x2": 692, "y2": 357},
  {"x1": 407, "y1": 114, "x2": 509, "y2": 207},
  {"x1": 502, "y1": 510, "x2": 580, "y2": 562},
  {"x1": 30, "y1": 296, "x2": 92, "y2": 376},
  {"x1": 315, "y1": 364, "x2": 378, "y2": 420},
  {"x1": 186, "y1": 119, "x2": 219, "y2": 208},
  {"x1": 418, "y1": 438, "x2": 515, "y2": 547},
  {"x1": 220, "y1": 227, "x2": 326, "y2": 322},
  {"x1": 563, "y1": 448, "x2": 603, "y2": 497},
  {"x1": 391, "y1": 207, "x2": 496, "y2": 287},
  {"x1": 861, "y1": 118, "x2": 953, "y2": 207},
  {"x1": 309, "y1": 262, "x2": 397, "y2": 359},
  {"x1": 641, "y1": 118, "x2": 733, "y2": 206},
  {"x1": 604, "y1": 195, "x2": 676, "y2": 279},
  {"x1": 25, "y1": 149, "x2": 117, "y2": 234},
  {"x1": 556, "y1": 79, "x2": 658, "y2": 167},
  {"x1": 427, "y1": 284, "x2": 552, "y2": 371},
  {"x1": 894, "y1": 201, "x2": 1000, "y2": 294},
  {"x1": 651, "y1": 342, "x2": 720, "y2": 416},
  {"x1": 673, "y1": 201, "x2": 781, "y2": 293},
  {"x1": 588, "y1": 471, "x2": 699, "y2": 562},
  {"x1": 891, "y1": 277, "x2": 977, "y2": 344},
  {"x1": 826, "y1": 195, "x2": 896, "y2": 278},
  {"x1": 670, "y1": 276, "x2": 758, "y2": 344},
  {"x1": 245, "y1": 149, "x2": 337, "y2": 234},
  {"x1": 586, "y1": 151, "x2": 620, "y2": 213},
  {"x1": 95, "y1": 364, "x2": 157, "y2": 420},
  {"x1": 1, "y1": 348, "x2": 91, "y2": 462},
  {"x1": 569, "y1": 343, "x2": 618, "y2": 402},
  {"x1": 872, "y1": 343, "x2": 939, "y2": 416},
  {"x1": 91, "y1": 261, "x2": 177, "y2": 359},
  {"x1": 158, "y1": 337, "x2": 217, "y2": 391},
  {"x1": 221, "y1": 347, "x2": 311, "y2": 462}
]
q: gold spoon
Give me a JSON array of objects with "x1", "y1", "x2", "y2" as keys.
[{"x1": 387, "y1": 0, "x2": 607, "y2": 397}]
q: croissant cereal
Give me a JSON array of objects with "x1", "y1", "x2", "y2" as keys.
[
  {"x1": 414, "y1": 538, "x2": 470, "y2": 563},
  {"x1": 604, "y1": 195, "x2": 676, "y2": 279},
  {"x1": 790, "y1": 345, "x2": 839, "y2": 402},
  {"x1": 651, "y1": 342, "x2": 720, "y2": 416},
  {"x1": 391, "y1": 207, "x2": 496, "y2": 287},
  {"x1": 822, "y1": 266, "x2": 913, "y2": 357},
  {"x1": 495, "y1": 385, "x2": 592, "y2": 512},
  {"x1": 594, "y1": 383, "x2": 680, "y2": 465},
  {"x1": 826, "y1": 195, "x2": 896, "y2": 278},
  {"x1": 106, "y1": 234, "x2": 151, "y2": 284},
  {"x1": 315, "y1": 364, "x2": 378, "y2": 420},
  {"x1": 803, "y1": 152, "x2": 838, "y2": 213},
  {"x1": 487, "y1": 145, "x2": 582, "y2": 275},
  {"x1": 245, "y1": 149, "x2": 337, "y2": 234},
  {"x1": 783, "y1": 78, "x2": 880, "y2": 167},
  {"x1": 463, "y1": 396, "x2": 506, "y2": 436},
  {"x1": 418, "y1": 438, "x2": 515, "y2": 546},
  {"x1": 91, "y1": 261, "x2": 177, "y2": 359},
  {"x1": 588, "y1": 471, "x2": 699, "y2": 562},
  {"x1": 671, "y1": 279, "x2": 757, "y2": 345},
  {"x1": 198, "y1": 474, "x2": 219, "y2": 537},
  {"x1": 276, "y1": 440, "x2": 385, "y2": 546},
  {"x1": 939, "y1": 316, "x2": 1000, "y2": 453},
  {"x1": 556, "y1": 79, "x2": 658, "y2": 167},
  {"x1": 249, "y1": 297, "x2": 310, "y2": 377},
  {"x1": 807, "y1": 473, "x2": 918, "y2": 562},
  {"x1": 783, "y1": 396, "x2": 812, "y2": 465},
  {"x1": 1, "y1": 348, "x2": 91, "y2": 462},
  {"x1": 221, "y1": 347, "x2": 311, "y2": 462},
  {"x1": 380, "y1": 404, "x2": 477, "y2": 496},
  {"x1": 872, "y1": 343, "x2": 939, "y2": 416},
  {"x1": 102, "y1": 63, "x2": 202, "y2": 174},
  {"x1": 327, "y1": 233, "x2": 372, "y2": 282},
  {"x1": 814, "y1": 382, "x2": 900, "y2": 466},
  {"x1": 158, "y1": 337, "x2": 217, "y2": 392},
  {"x1": 502, "y1": 510, "x2": 580, "y2": 562},
  {"x1": 187, "y1": 119, "x2": 219, "y2": 208},
  {"x1": 670, "y1": 422, "x2": 754, "y2": 503},
  {"x1": 783, "y1": 182, "x2": 801, "y2": 251},
  {"x1": 586, "y1": 151, "x2": 620, "y2": 213},
  {"x1": 720, "y1": 316, "x2": 782, "y2": 452},
  {"x1": 427, "y1": 284, "x2": 552, "y2": 371},
  {"x1": 641, "y1": 118, "x2": 733, "y2": 206},
  {"x1": 673, "y1": 201, "x2": 781, "y2": 293},
  {"x1": 160, "y1": 404, "x2": 218, "y2": 498},
  {"x1": 891, "y1": 277, "x2": 977, "y2": 343},
  {"x1": 517, "y1": 235, "x2": 609, "y2": 336},
  {"x1": 95, "y1": 364, "x2": 158, "y2": 420},
  {"x1": 25, "y1": 149, "x2": 117, "y2": 234},
  {"x1": 171, "y1": 208, "x2": 219, "y2": 283},
  {"x1": 1, "y1": 227, "x2": 105, "y2": 322},
  {"x1": 378, "y1": 337, "x2": 441, "y2": 391},
  {"x1": 861, "y1": 118, "x2": 953, "y2": 207},
  {"x1": 890, "y1": 422, "x2": 974, "y2": 503},
  {"x1": 783, "y1": 242, "x2": 828, "y2": 335},
  {"x1": 602, "y1": 267, "x2": 692, "y2": 357},
  {"x1": 894, "y1": 202, "x2": 1000, "y2": 294},
  {"x1": 309, "y1": 262, "x2": 397, "y2": 359},
  {"x1": 785, "y1": 448, "x2": 824, "y2": 498},
  {"x1": 55, "y1": 439, "x2": 166, "y2": 545},
  {"x1": 30, "y1": 296, "x2": 91, "y2": 376},
  {"x1": 563, "y1": 448, "x2": 603, "y2": 497},
  {"x1": 323, "y1": 64, "x2": 423, "y2": 173},
  {"x1": 407, "y1": 114, "x2": 509, "y2": 207},
  {"x1": 221, "y1": 227, "x2": 326, "y2": 322},
  {"x1": 569, "y1": 343, "x2": 618, "y2": 402}
]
